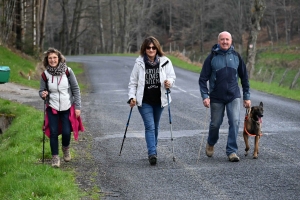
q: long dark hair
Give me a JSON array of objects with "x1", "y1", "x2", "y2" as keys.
[{"x1": 140, "y1": 36, "x2": 165, "y2": 57}]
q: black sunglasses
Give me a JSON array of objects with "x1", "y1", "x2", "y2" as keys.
[{"x1": 146, "y1": 46, "x2": 157, "y2": 50}]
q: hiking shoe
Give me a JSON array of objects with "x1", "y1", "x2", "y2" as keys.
[
  {"x1": 228, "y1": 153, "x2": 240, "y2": 162},
  {"x1": 62, "y1": 146, "x2": 71, "y2": 162},
  {"x1": 148, "y1": 155, "x2": 157, "y2": 165},
  {"x1": 206, "y1": 143, "x2": 214, "y2": 157},
  {"x1": 52, "y1": 155, "x2": 60, "y2": 168}
]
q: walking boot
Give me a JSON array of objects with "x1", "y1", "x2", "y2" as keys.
[
  {"x1": 62, "y1": 146, "x2": 71, "y2": 162},
  {"x1": 52, "y1": 155, "x2": 60, "y2": 168},
  {"x1": 206, "y1": 143, "x2": 214, "y2": 157}
]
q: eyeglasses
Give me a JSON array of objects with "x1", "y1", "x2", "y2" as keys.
[{"x1": 146, "y1": 46, "x2": 157, "y2": 50}]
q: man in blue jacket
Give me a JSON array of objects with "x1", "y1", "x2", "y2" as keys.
[{"x1": 199, "y1": 31, "x2": 251, "y2": 162}]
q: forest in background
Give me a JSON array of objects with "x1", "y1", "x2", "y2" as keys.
[
  {"x1": 1, "y1": 0, "x2": 299, "y2": 55},
  {"x1": 0, "y1": 0, "x2": 299, "y2": 85}
]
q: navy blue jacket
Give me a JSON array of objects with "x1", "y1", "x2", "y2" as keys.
[{"x1": 199, "y1": 44, "x2": 250, "y2": 103}]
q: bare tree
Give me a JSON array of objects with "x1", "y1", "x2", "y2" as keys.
[
  {"x1": 97, "y1": 0, "x2": 105, "y2": 53},
  {"x1": 109, "y1": 0, "x2": 115, "y2": 53},
  {"x1": 1, "y1": 0, "x2": 17, "y2": 45},
  {"x1": 246, "y1": 0, "x2": 266, "y2": 79},
  {"x1": 60, "y1": 0, "x2": 69, "y2": 53},
  {"x1": 39, "y1": 0, "x2": 48, "y2": 52}
]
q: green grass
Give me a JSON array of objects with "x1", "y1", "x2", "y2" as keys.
[
  {"x1": 0, "y1": 46, "x2": 85, "y2": 90},
  {"x1": 168, "y1": 55, "x2": 202, "y2": 73},
  {"x1": 250, "y1": 80, "x2": 300, "y2": 101},
  {"x1": 0, "y1": 99, "x2": 84, "y2": 200}
]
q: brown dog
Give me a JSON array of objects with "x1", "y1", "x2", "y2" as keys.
[{"x1": 243, "y1": 102, "x2": 264, "y2": 159}]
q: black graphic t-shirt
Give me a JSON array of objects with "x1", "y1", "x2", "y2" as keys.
[{"x1": 142, "y1": 62, "x2": 161, "y2": 105}]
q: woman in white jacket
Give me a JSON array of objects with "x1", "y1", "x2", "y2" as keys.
[
  {"x1": 39, "y1": 48, "x2": 82, "y2": 168},
  {"x1": 128, "y1": 36, "x2": 176, "y2": 165}
]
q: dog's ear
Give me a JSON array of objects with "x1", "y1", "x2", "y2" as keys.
[{"x1": 259, "y1": 102, "x2": 263, "y2": 107}]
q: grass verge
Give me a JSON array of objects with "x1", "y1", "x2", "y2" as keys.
[{"x1": 0, "y1": 99, "x2": 83, "y2": 199}]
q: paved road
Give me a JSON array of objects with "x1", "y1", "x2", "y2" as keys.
[
  {"x1": 3, "y1": 55, "x2": 297, "y2": 200},
  {"x1": 66, "y1": 55, "x2": 300, "y2": 200}
]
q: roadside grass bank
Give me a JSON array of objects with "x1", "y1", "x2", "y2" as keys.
[
  {"x1": 0, "y1": 46, "x2": 85, "y2": 91},
  {"x1": 0, "y1": 46, "x2": 94, "y2": 199},
  {"x1": 0, "y1": 98, "x2": 84, "y2": 199}
]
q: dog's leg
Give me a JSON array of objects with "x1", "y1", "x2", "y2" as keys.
[
  {"x1": 253, "y1": 135, "x2": 260, "y2": 159},
  {"x1": 243, "y1": 131, "x2": 250, "y2": 156}
]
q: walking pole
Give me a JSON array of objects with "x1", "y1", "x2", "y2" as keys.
[
  {"x1": 119, "y1": 107, "x2": 133, "y2": 156},
  {"x1": 166, "y1": 89, "x2": 176, "y2": 162},
  {"x1": 42, "y1": 91, "x2": 47, "y2": 164},
  {"x1": 197, "y1": 108, "x2": 209, "y2": 164}
]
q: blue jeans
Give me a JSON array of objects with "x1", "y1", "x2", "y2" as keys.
[
  {"x1": 47, "y1": 107, "x2": 71, "y2": 156},
  {"x1": 138, "y1": 103, "x2": 164, "y2": 156},
  {"x1": 207, "y1": 98, "x2": 241, "y2": 156}
]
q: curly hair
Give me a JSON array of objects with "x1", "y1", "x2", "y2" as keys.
[
  {"x1": 42, "y1": 47, "x2": 66, "y2": 67},
  {"x1": 140, "y1": 36, "x2": 165, "y2": 57}
]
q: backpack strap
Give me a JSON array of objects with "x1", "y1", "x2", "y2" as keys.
[
  {"x1": 41, "y1": 71, "x2": 48, "y2": 91},
  {"x1": 41, "y1": 67, "x2": 70, "y2": 87},
  {"x1": 65, "y1": 67, "x2": 70, "y2": 77}
]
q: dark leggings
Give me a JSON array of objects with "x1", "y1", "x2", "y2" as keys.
[{"x1": 47, "y1": 107, "x2": 71, "y2": 155}]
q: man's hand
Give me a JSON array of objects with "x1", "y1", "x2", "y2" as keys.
[
  {"x1": 243, "y1": 100, "x2": 251, "y2": 108},
  {"x1": 203, "y1": 98, "x2": 210, "y2": 108}
]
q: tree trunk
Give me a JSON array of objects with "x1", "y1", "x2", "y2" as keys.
[
  {"x1": 123, "y1": 0, "x2": 127, "y2": 53},
  {"x1": 246, "y1": 0, "x2": 266, "y2": 79},
  {"x1": 1, "y1": 1, "x2": 17, "y2": 45},
  {"x1": 199, "y1": 0, "x2": 204, "y2": 53},
  {"x1": 283, "y1": 0, "x2": 290, "y2": 45},
  {"x1": 15, "y1": 0, "x2": 22, "y2": 50},
  {"x1": 68, "y1": 0, "x2": 82, "y2": 55},
  {"x1": 60, "y1": 0, "x2": 69, "y2": 54},
  {"x1": 32, "y1": 0, "x2": 37, "y2": 50},
  {"x1": 35, "y1": 0, "x2": 40, "y2": 52},
  {"x1": 97, "y1": 0, "x2": 105, "y2": 53},
  {"x1": 273, "y1": 8, "x2": 278, "y2": 42},
  {"x1": 116, "y1": 0, "x2": 123, "y2": 53},
  {"x1": 109, "y1": 0, "x2": 115, "y2": 53},
  {"x1": 39, "y1": 0, "x2": 48, "y2": 52},
  {"x1": 21, "y1": 0, "x2": 27, "y2": 46}
]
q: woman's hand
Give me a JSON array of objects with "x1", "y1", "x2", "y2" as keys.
[
  {"x1": 164, "y1": 80, "x2": 171, "y2": 89},
  {"x1": 129, "y1": 98, "x2": 136, "y2": 108},
  {"x1": 75, "y1": 109, "x2": 81, "y2": 118},
  {"x1": 42, "y1": 90, "x2": 48, "y2": 99}
]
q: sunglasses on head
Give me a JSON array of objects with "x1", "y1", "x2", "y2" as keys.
[{"x1": 146, "y1": 46, "x2": 157, "y2": 50}]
